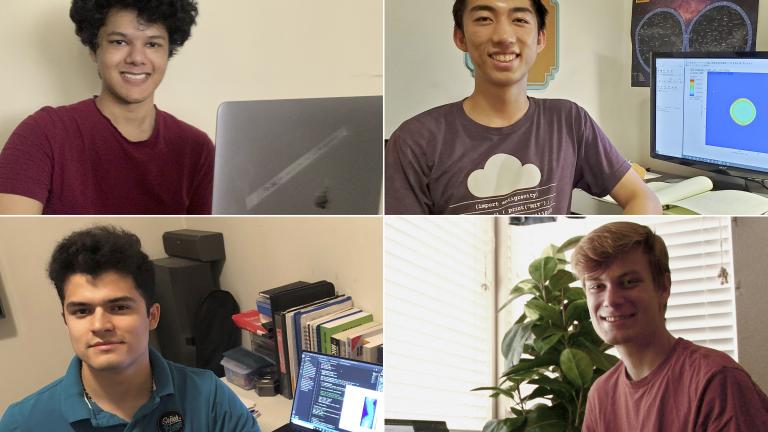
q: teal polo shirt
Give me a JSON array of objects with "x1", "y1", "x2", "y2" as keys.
[{"x1": 0, "y1": 348, "x2": 261, "y2": 431}]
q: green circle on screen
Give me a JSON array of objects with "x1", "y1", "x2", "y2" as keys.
[{"x1": 730, "y1": 98, "x2": 757, "y2": 126}]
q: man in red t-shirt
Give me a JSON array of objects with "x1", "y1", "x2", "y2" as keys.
[
  {"x1": 0, "y1": 0, "x2": 212, "y2": 214},
  {"x1": 573, "y1": 222, "x2": 768, "y2": 431}
]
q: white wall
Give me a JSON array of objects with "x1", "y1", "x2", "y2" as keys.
[
  {"x1": 184, "y1": 217, "x2": 383, "y2": 323},
  {"x1": 0, "y1": 217, "x2": 382, "y2": 412},
  {"x1": 0, "y1": 0, "x2": 382, "y2": 146},
  {"x1": 385, "y1": 0, "x2": 768, "y2": 178}
]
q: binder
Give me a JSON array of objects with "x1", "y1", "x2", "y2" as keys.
[{"x1": 261, "y1": 280, "x2": 336, "y2": 398}]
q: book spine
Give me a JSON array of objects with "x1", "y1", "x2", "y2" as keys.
[{"x1": 276, "y1": 312, "x2": 293, "y2": 399}]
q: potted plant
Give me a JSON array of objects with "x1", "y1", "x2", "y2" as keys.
[{"x1": 475, "y1": 236, "x2": 619, "y2": 432}]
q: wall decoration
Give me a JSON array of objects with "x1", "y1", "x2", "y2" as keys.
[
  {"x1": 464, "y1": 0, "x2": 560, "y2": 90},
  {"x1": 631, "y1": 0, "x2": 760, "y2": 87}
]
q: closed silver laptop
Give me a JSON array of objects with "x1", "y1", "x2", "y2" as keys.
[{"x1": 213, "y1": 96, "x2": 383, "y2": 215}]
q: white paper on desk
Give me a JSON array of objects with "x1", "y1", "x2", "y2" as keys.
[
  {"x1": 669, "y1": 189, "x2": 768, "y2": 215},
  {"x1": 651, "y1": 176, "x2": 713, "y2": 205},
  {"x1": 597, "y1": 176, "x2": 713, "y2": 205}
]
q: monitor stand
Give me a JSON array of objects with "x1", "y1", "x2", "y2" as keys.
[{"x1": 709, "y1": 169, "x2": 750, "y2": 191}]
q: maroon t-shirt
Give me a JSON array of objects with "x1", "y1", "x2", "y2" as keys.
[
  {"x1": 583, "y1": 338, "x2": 768, "y2": 431},
  {"x1": 0, "y1": 98, "x2": 213, "y2": 214},
  {"x1": 385, "y1": 98, "x2": 630, "y2": 215}
]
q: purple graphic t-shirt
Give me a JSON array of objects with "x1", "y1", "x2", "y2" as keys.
[{"x1": 385, "y1": 98, "x2": 630, "y2": 215}]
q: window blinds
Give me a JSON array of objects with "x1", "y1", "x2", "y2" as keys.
[{"x1": 385, "y1": 217, "x2": 496, "y2": 431}]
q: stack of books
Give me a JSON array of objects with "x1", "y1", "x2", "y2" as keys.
[{"x1": 259, "y1": 280, "x2": 383, "y2": 399}]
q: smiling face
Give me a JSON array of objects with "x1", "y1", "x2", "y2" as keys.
[
  {"x1": 63, "y1": 271, "x2": 159, "y2": 374},
  {"x1": 90, "y1": 8, "x2": 169, "y2": 108},
  {"x1": 454, "y1": 0, "x2": 545, "y2": 89},
  {"x1": 584, "y1": 248, "x2": 671, "y2": 348}
]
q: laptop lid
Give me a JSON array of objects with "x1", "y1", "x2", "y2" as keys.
[
  {"x1": 384, "y1": 420, "x2": 449, "y2": 432},
  {"x1": 213, "y1": 96, "x2": 383, "y2": 215},
  {"x1": 289, "y1": 351, "x2": 384, "y2": 431}
]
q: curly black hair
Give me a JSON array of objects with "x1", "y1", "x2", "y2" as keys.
[
  {"x1": 48, "y1": 225, "x2": 155, "y2": 313},
  {"x1": 70, "y1": 0, "x2": 199, "y2": 58},
  {"x1": 453, "y1": 0, "x2": 548, "y2": 33}
]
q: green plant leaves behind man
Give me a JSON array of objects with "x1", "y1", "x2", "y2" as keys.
[
  {"x1": 475, "y1": 236, "x2": 614, "y2": 432},
  {"x1": 560, "y1": 348, "x2": 593, "y2": 387}
]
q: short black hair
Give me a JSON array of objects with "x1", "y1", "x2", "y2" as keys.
[
  {"x1": 48, "y1": 225, "x2": 155, "y2": 313},
  {"x1": 70, "y1": 0, "x2": 199, "y2": 58},
  {"x1": 453, "y1": 0, "x2": 548, "y2": 33}
]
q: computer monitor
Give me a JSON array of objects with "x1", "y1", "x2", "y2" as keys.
[
  {"x1": 288, "y1": 351, "x2": 384, "y2": 432},
  {"x1": 651, "y1": 51, "x2": 768, "y2": 184}
]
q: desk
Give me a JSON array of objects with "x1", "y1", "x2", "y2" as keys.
[
  {"x1": 571, "y1": 172, "x2": 768, "y2": 215},
  {"x1": 222, "y1": 378, "x2": 292, "y2": 432}
]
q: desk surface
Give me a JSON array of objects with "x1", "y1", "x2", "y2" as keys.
[
  {"x1": 222, "y1": 378, "x2": 292, "y2": 432},
  {"x1": 571, "y1": 170, "x2": 768, "y2": 215}
]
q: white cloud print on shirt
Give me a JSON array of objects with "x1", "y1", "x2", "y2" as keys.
[{"x1": 467, "y1": 153, "x2": 542, "y2": 198}]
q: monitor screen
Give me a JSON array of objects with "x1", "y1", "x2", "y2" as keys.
[
  {"x1": 652, "y1": 52, "x2": 768, "y2": 175},
  {"x1": 291, "y1": 351, "x2": 384, "y2": 432}
]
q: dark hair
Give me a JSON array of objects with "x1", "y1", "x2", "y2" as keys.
[
  {"x1": 453, "y1": 0, "x2": 548, "y2": 33},
  {"x1": 70, "y1": 0, "x2": 199, "y2": 58},
  {"x1": 571, "y1": 222, "x2": 670, "y2": 290},
  {"x1": 48, "y1": 225, "x2": 156, "y2": 312}
]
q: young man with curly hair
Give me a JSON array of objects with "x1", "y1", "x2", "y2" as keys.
[
  {"x1": 0, "y1": 226, "x2": 260, "y2": 431},
  {"x1": 0, "y1": 0, "x2": 212, "y2": 215},
  {"x1": 572, "y1": 221, "x2": 768, "y2": 431},
  {"x1": 385, "y1": 0, "x2": 661, "y2": 215}
]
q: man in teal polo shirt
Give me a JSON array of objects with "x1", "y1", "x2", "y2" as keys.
[{"x1": 0, "y1": 226, "x2": 260, "y2": 431}]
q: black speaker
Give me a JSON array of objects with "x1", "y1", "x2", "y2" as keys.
[
  {"x1": 163, "y1": 230, "x2": 225, "y2": 262},
  {"x1": 153, "y1": 257, "x2": 217, "y2": 366}
]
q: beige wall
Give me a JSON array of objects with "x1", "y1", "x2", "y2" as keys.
[
  {"x1": 385, "y1": 0, "x2": 768, "y2": 178},
  {"x1": 184, "y1": 217, "x2": 383, "y2": 323},
  {"x1": 0, "y1": 217, "x2": 382, "y2": 412},
  {"x1": 0, "y1": 0, "x2": 382, "y2": 146}
]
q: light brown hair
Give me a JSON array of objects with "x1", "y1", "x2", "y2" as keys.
[{"x1": 572, "y1": 221, "x2": 670, "y2": 290}]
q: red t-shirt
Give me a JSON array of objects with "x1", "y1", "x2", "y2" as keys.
[
  {"x1": 0, "y1": 98, "x2": 213, "y2": 214},
  {"x1": 583, "y1": 338, "x2": 768, "y2": 431}
]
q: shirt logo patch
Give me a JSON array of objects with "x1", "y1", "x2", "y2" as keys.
[
  {"x1": 467, "y1": 153, "x2": 542, "y2": 198},
  {"x1": 158, "y1": 411, "x2": 184, "y2": 432}
]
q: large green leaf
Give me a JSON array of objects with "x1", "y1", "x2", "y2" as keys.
[
  {"x1": 482, "y1": 417, "x2": 526, "y2": 432},
  {"x1": 548, "y1": 269, "x2": 578, "y2": 292},
  {"x1": 564, "y1": 286, "x2": 586, "y2": 302},
  {"x1": 501, "y1": 321, "x2": 535, "y2": 368},
  {"x1": 525, "y1": 404, "x2": 569, "y2": 432},
  {"x1": 499, "y1": 280, "x2": 537, "y2": 311},
  {"x1": 557, "y1": 235, "x2": 583, "y2": 253},
  {"x1": 524, "y1": 298, "x2": 561, "y2": 324},
  {"x1": 529, "y1": 256, "x2": 558, "y2": 284},
  {"x1": 501, "y1": 352, "x2": 559, "y2": 378},
  {"x1": 560, "y1": 348, "x2": 594, "y2": 388},
  {"x1": 564, "y1": 299, "x2": 589, "y2": 325},
  {"x1": 572, "y1": 339, "x2": 619, "y2": 372},
  {"x1": 533, "y1": 331, "x2": 564, "y2": 355},
  {"x1": 528, "y1": 376, "x2": 576, "y2": 402},
  {"x1": 540, "y1": 244, "x2": 559, "y2": 258}
]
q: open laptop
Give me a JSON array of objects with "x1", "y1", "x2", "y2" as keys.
[
  {"x1": 213, "y1": 96, "x2": 383, "y2": 215},
  {"x1": 384, "y1": 420, "x2": 449, "y2": 432},
  {"x1": 275, "y1": 351, "x2": 384, "y2": 432}
]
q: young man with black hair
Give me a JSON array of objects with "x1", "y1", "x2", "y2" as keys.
[
  {"x1": 0, "y1": 0, "x2": 213, "y2": 215},
  {"x1": 572, "y1": 221, "x2": 768, "y2": 431},
  {"x1": 0, "y1": 226, "x2": 260, "y2": 431},
  {"x1": 385, "y1": 0, "x2": 662, "y2": 215}
]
